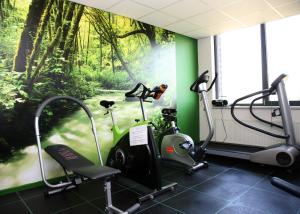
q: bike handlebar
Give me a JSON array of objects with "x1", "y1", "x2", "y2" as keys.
[
  {"x1": 125, "y1": 83, "x2": 144, "y2": 98},
  {"x1": 270, "y1": 74, "x2": 287, "y2": 92},
  {"x1": 190, "y1": 70, "x2": 216, "y2": 93},
  {"x1": 125, "y1": 83, "x2": 167, "y2": 100}
]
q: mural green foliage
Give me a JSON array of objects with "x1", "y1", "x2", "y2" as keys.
[{"x1": 0, "y1": 0, "x2": 176, "y2": 190}]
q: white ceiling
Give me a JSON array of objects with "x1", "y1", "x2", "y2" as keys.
[{"x1": 70, "y1": 0, "x2": 300, "y2": 39}]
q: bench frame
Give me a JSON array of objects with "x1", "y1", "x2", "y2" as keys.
[{"x1": 35, "y1": 96, "x2": 140, "y2": 214}]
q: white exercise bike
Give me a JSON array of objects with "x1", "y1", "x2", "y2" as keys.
[{"x1": 160, "y1": 70, "x2": 215, "y2": 174}]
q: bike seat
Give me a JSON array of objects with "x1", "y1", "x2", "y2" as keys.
[
  {"x1": 162, "y1": 108, "x2": 177, "y2": 115},
  {"x1": 100, "y1": 100, "x2": 115, "y2": 108}
]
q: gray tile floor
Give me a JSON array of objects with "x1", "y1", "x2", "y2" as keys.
[{"x1": 1, "y1": 155, "x2": 300, "y2": 214}]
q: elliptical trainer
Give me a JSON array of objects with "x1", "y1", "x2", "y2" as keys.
[
  {"x1": 160, "y1": 70, "x2": 216, "y2": 174},
  {"x1": 207, "y1": 74, "x2": 300, "y2": 167}
]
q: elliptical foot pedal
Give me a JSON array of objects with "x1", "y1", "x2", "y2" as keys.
[{"x1": 186, "y1": 161, "x2": 208, "y2": 175}]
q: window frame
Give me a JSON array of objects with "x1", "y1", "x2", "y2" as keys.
[{"x1": 214, "y1": 23, "x2": 300, "y2": 106}]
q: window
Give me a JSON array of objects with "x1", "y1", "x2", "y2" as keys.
[
  {"x1": 266, "y1": 15, "x2": 300, "y2": 102},
  {"x1": 215, "y1": 14, "x2": 300, "y2": 105},
  {"x1": 216, "y1": 26, "x2": 262, "y2": 104}
]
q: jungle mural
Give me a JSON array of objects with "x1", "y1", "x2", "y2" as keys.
[{"x1": 0, "y1": 0, "x2": 176, "y2": 190}]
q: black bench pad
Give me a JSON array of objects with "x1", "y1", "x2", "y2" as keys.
[
  {"x1": 45, "y1": 144, "x2": 94, "y2": 171},
  {"x1": 74, "y1": 165, "x2": 121, "y2": 180},
  {"x1": 45, "y1": 144, "x2": 120, "y2": 179}
]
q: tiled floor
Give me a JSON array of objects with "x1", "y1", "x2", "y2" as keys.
[{"x1": 1, "y1": 155, "x2": 300, "y2": 214}]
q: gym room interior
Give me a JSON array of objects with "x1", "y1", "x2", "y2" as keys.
[{"x1": 1, "y1": 0, "x2": 300, "y2": 213}]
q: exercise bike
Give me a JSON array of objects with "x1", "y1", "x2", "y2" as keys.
[
  {"x1": 160, "y1": 70, "x2": 216, "y2": 174},
  {"x1": 100, "y1": 83, "x2": 177, "y2": 203}
]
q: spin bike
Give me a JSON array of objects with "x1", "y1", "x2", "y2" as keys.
[
  {"x1": 160, "y1": 70, "x2": 216, "y2": 174},
  {"x1": 100, "y1": 83, "x2": 177, "y2": 202}
]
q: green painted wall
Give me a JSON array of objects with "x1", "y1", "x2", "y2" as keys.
[{"x1": 175, "y1": 34, "x2": 199, "y2": 141}]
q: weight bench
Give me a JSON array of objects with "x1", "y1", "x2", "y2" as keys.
[{"x1": 35, "y1": 96, "x2": 140, "y2": 214}]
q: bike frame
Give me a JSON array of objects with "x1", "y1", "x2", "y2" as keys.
[{"x1": 106, "y1": 107, "x2": 149, "y2": 147}]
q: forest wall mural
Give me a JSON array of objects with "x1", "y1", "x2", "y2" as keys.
[{"x1": 0, "y1": 0, "x2": 176, "y2": 191}]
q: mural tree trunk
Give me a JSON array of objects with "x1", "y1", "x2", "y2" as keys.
[
  {"x1": 26, "y1": 0, "x2": 54, "y2": 80},
  {"x1": 55, "y1": 0, "x2": 64, "y2": 30},
  {"x1": 0, "y1": 0, "x2": 4, "y2": 21},
  {"x1": 12, "y1": 0, "x2": 47, "y2": 72},
  {"x1": 27, "y1": 27, "x2": 62, "y2": 91},
  {"x1": 136, "y1": 22, "x2": 157, "y2": 48},
  {"x1": 63, "y1": 4, "x2": 84, "y2": 67},
  {"x1": 86, "y1": 9, "x2": 138, "y2": 82},
  {"x1": 109, "y1": 14, "x2": 115, "y2": 73},
  {"x1": 85, "y1": 22, "x2": 90, "y2": 64},
  {"x1": 48, "y1": 21, "x2": 52, "y2": 40},
  {"x1": 99, "y1": 36, "x2": 103, "y2": 68},
  {"x1": 0, "y1": 0, "x2": 13, "y2": 21},
  {"x1": 59, "y1": 2, "x2": 75, "y2": 50}
]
